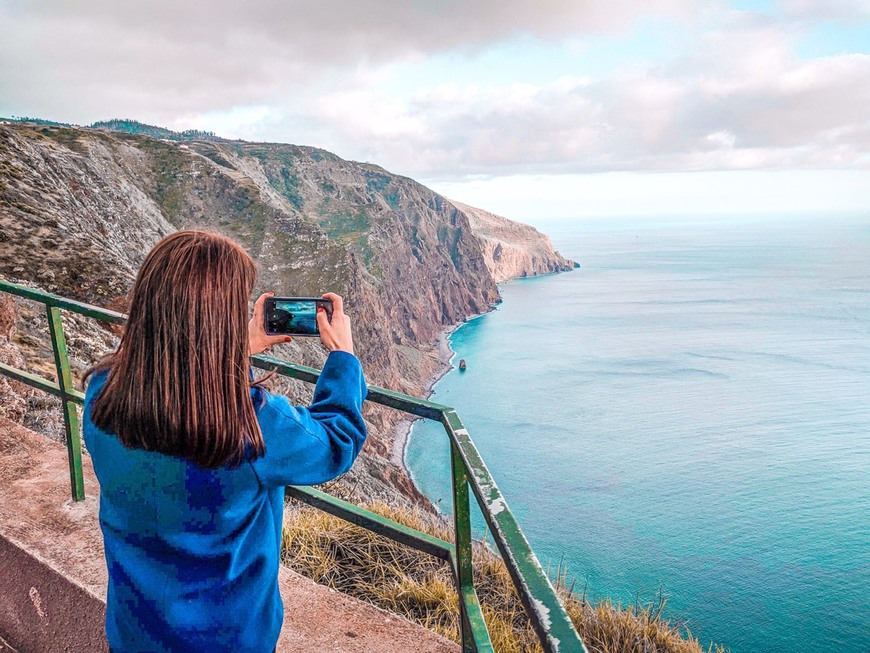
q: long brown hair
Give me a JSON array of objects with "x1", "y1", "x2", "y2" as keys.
[{"x1": 84, "y1": 230, "x2": 266, "y2": 468}]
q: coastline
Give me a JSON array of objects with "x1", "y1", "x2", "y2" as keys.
[
  {"x1": 390, "y1": 269, "x2": 575, "y2": 476},
  {"x1": 391, "y1": 267, "x2": 578, "y2": 507},
  {"x1": 389, "y1": 306, "x2": 493, "y2": 473}
]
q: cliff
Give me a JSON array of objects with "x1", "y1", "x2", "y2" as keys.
[
  {"x1": 0, "y1": 120, "x2": 573, "y2": 506},
  {"x1": 450, "y1": 200, "x2": 574, "y2": 283}
]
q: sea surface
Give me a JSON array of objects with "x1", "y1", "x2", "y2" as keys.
[{"x1": 405, "y1": 214, "x2": 870, "y2": 652}]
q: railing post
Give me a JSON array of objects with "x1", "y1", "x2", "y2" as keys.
[
  {"x1": 46, "y1": 306, "x2": 85, "y2": 501},
  {"x1": 451, "y1": 439, "x2": 478, "y2": 653},
  {"x1": 443, "y1": 411, "x2": 587, "y2": 652}
]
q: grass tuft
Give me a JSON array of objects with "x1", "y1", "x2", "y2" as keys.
[{"x1": 281, "y1": 499, "x2": 727, "y2": 652}]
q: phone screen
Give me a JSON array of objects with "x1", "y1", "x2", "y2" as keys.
[{"x1": 264, "y1": 298, "x2": 331, "y2": 336}]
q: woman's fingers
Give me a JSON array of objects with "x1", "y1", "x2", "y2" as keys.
[
  {"x1": 253, "y1": 292, "x2": 274, "y2": 321},
  {"x1": 317, "y1": 294, "x2": 353, "y2": 354},
  {"x1": 316, "y1": 305, "x2": 331, "y2": 330},
  {"x1": 321, "y1": 292, "x2": 343, "y2": 316},
  {"x1": 249, "y1": 292, "x2": 280, "y2": 355}
]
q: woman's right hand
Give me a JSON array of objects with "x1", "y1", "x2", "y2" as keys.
[{"x1": 317, "y1": 292, "x2": 354, "y2": 355}]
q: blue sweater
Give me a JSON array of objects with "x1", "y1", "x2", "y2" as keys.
[{"x1": 83, "y1": 351, "x2": 367, "y2": 653}]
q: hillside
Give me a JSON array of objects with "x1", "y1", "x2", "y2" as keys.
[{"x1": 0, "y1": 119, "x2": 574, "y2": 506}]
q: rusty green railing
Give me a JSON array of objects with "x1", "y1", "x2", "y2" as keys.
[{"x1": 0, "y1": 279, "x2": 587, "y2": 653}]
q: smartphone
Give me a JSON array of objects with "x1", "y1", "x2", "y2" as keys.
[{"x1": 264, "y1": 297, "x2": 333, "y2": 336}]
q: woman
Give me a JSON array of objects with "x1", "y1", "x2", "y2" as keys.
[{"x1": 82, "y1": 230, "x2": 367, "y2": 652}]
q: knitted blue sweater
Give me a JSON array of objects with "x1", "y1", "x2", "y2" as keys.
[{"x1": 83, "y1": 351, "x2": 367, "y2": 652}]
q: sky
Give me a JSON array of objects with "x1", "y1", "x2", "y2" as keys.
[{"x1": 1, "y1": 0, "x2": 869, "y2": 222}]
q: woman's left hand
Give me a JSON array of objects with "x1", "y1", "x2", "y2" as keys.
[{"x1": 249, "y1": 293, "x2": 293, "y2": 355}]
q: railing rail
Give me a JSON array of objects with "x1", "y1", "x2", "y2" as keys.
[{"x1": 0, "y1": 278, "x2": 587, "y2": 653}]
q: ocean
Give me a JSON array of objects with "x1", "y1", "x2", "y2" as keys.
[{"x1": 405, "y1": 214, "x2": 870, "y2": 652}]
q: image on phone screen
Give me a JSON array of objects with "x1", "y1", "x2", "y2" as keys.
[
  {"x1": 268, "y1": 300, "x2": 318, "y2": 335},
  {"x1": 264, "y1": 296, "x2": 333, "y2": 336}
]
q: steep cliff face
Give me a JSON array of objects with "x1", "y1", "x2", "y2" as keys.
[
  {"x1": 450, "y1": 200, "x2": 574, "y2": 283},
  {"x1": 0, "y1": 295, "x2": 34, "y2": 422},
  {"x1": 0, "y1": 121, "x2": 573, "y2": 505},
  {"x1": 0, "y1": 126, "x2": 175, "y2": 304}
]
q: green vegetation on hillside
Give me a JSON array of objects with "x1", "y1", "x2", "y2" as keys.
[
  {"x1": 31, "y1": 125, "x2": 90, "y2": 154},
  {"x1": 2, "y1": 116, "x2": 220, "y2": 142},
  {"x1": 189, "y1": 142, "x2": 237, "y2": 170},
  {"x1": 1, "y1": 116, "x2": 73, "y2": 127},
  {"x1": 315, "y1": 205, "x2": 384, "y2": 276},
  {"x1": 316, "y1": 209, "x2": 370, "y2": 245},
  {"x1": 365, "y1": 171, "x2": 401, "y2": 210},
  {"x1": 222, "y1": 185, "x2": 271, "y2": 253},
  {"x1": 276, "y1": 165, "x2": 304, "y2": 210},
  {"x1": 137, "y1": 139, "x2": 188, "y2": 221},
  {"x1": 91, "y1": 119, "x2": 219, "y2": 141}
]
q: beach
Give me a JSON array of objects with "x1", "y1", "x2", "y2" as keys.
[{"x1": 389, "y1": 316, "x2": 481, "y2": 470}]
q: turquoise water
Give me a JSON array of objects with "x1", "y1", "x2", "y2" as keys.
[{"x1": 406, "y1": 215, "x2": 870, "y2": 652}]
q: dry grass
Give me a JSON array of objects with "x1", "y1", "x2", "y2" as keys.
[{"x1": 281, "y1": 499, "x2": 727, "y2": 653}]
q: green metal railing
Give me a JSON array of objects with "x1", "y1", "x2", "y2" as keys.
[{"x1": 0, "y1": 279, "x2": 587, "y2": 653}]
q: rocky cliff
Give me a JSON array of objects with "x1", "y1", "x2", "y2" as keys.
[
  {"x1": 0, "y1": 120, "x2": 574, "y2": 506},
  {"x1": 450, "y1": 200, "x2": 574, "y2": 283}
]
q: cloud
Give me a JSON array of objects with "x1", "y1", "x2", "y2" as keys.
[
  {"x1": 15, "y1": 0, "x2": 692, "y2": 54},
  {"x1": 0, "y1": 0, "x2": 690, "y2": 123},
  {"x1": 296, "y1": 16, "x2": 870, "y2": 177},
  {"x1": 775, "y1": 0, "x2": 870, "y2": 22},
  {"x1": 1, "y1": 0, "x2": 868, "y2": 179}
]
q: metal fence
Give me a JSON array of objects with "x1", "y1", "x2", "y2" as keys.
[{"x1": 0, "y1": 279, "x2": 587, "y2": 652}]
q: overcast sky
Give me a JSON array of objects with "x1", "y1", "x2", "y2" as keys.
[{"x1": 2, "y1": 0, "x2": 869, "y2": 222}]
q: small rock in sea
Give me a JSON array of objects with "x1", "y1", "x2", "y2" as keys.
[{"x1": 458, "y1": 358, "x2": 467, "y2": 370}]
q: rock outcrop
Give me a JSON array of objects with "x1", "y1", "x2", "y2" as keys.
[
  {"x1": 450, "y1": 200, "x2": 574, "y2": 283},
  {"x1": 0, "y1": 120, "x2": 574, "y2": 506}
]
